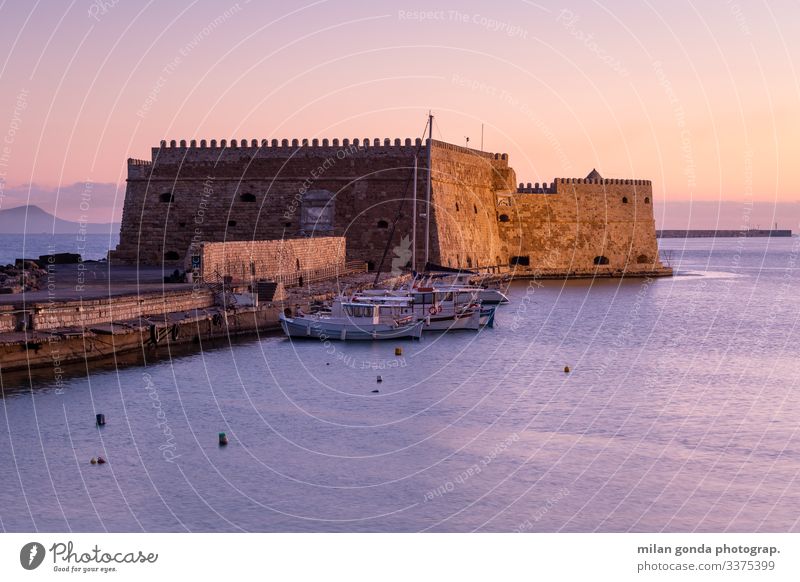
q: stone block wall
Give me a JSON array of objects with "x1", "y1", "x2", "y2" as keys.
[
  {"x1": 189, "y1": 237, "x2": 346, "y2": 281},
  {"x1": 111, "y1": 136, "x2": 666, "y2": 278},
  {"x1": 110, "y1": 138, "x2": 427, "y2": 268},
  {"x1": 0, "y1": 306, "x2": 16, "y2": 333},
  {"x1": 498, "y1": 178, "x2": 662, "y2": 273},
  {"x1": 428, "y1": 142, "x2": 515, "y2": 269},
  {"x1": 29, "y1": 289, "x2": 214, "y2": 331}
]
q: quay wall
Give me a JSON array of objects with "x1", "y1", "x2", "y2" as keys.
[
  {"x1": 0, "y1": 306, "x2": 15, "y2": 333},
  {"x1": 27, "y1": 289, "x2": 214, "y2": 331}
]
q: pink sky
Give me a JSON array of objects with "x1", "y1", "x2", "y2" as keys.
[{"x1": 0, "y1": 0, "x2": 797, "y2": 226}]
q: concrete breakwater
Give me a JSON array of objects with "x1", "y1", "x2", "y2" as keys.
[
  {"x1": 0, "y1": 301, "x2": 282, "y2": 373},
  {"x1": 657, "y1": 229, "x2": 792, "y2": 238},
  {"x1": 0, "y1": 259, "x2": 281, "y2": 374},
  {"x1": 0, "y1": 261, "x2": 409, "y2": 375}
]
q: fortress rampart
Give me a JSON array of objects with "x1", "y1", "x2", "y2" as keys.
[
  {"x1": 111, "y1": 137, "x2": 668, "y2": 278},
  {"x1": 500, "y1": 177, "x2": 660, "y2": 275}
]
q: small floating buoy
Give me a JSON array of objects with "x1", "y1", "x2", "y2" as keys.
[
  {"x1": 394, "y1": 347, "x2": 402, "y2": 356},
  {"x1": 371, "y1": 389, "x2": 379, "y2": 393},
  {"x1": 376, "y1": 375, "x2": 383, "y2": 383},
  {"x1": 96, "y1": 456, "x2": 106, "y2": 464},
  {"x1": 564, "y1": 366, "x2": 570, "y2": 373},
  {"x1": 90, "y1": 457, "x2": 97, "y2": 465},
  {"x1": 219, "y1": 432, "x2": 229, "y2": 446},
  {"x1": 326, "y1": 362, "x2": 330, "y2": 366},
  {"x1": 96, "y1": 413, "x2": 105, "y2": 426}
]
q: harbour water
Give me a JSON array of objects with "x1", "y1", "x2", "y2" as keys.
[
  {"x1": 0, "y1": 233, "x2": 119, "y2": 265},
  {"x1": 1, "y1": 237, "x2": 799, "y2": 532}
]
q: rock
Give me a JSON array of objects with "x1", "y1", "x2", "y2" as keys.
[{"x1": 38, "y1": 253, "x2": 81, "y2": 265}]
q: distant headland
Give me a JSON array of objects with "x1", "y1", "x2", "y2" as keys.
[{"x1": 0, "y1": 205, "x2": 119, "y2": 235}]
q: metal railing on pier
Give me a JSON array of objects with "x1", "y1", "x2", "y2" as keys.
[{"x1": 275, "y1": 260, "x2": 367, "y2": 288}]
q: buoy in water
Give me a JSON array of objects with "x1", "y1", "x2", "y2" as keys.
[
  {"x1": 376, "y1": 375, "x2": 383, "y2": 383},
  {"x1": 90, "y1": 457, "x2": 97, "y2": 465},
  {"x1": 395, "y1": 347, "x2": 402, "y2": 356},
  {"x1": 564, "y1": 366, "x2": 571, "y2": 373},
  {"x1": 96, "y1": 456, "x2": 106, "y2": 465},
  {"x1": 371, "y1": 389, "x2": 379, "y2": 393},
  {"x1": 96, "y1": 413, "x2": 106, "y2": 426},
  {"x1": 219, "y1": 432, "x2": 229, "y2": 446}
]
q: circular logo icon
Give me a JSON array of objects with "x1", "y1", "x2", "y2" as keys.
[{"x1": 20, "y1": 542, "x2": 46, "y2": 570}]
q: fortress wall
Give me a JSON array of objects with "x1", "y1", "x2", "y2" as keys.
[
  {"x1": 499, "y1": 179, "x2": 662, "y2": 273},
  {"x1": 189, "y1": 237, "x2": 346, "y2": 281},
  {"x1": 428, "y1": 142, "x2": 515, "y2": 269},
  {"x1": 112, "y1": 138, "x2": 667, "y2": 278},
  {"x1": 112, "y1": 139, "x2": 427, "y2": 266}
]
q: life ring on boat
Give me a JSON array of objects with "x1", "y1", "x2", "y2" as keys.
[{"x1": 428, "y1": 306, "x2": 437, "y2": 315}]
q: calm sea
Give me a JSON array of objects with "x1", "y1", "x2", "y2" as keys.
[
  {"x1": 1, "y1": 237, "x2": 799, "y2": 532},
  {"x1": 0, "y1": 233, "x2": 119, "y2": 265}
]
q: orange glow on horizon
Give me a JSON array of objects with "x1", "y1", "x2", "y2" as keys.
[{"x1": 0, "y1": 1, "x2": 797, "y2": 224}]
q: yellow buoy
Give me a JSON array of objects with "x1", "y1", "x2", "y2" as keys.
[{"x1": 564, "y1": 366, "x2": 570, "y2": 373}]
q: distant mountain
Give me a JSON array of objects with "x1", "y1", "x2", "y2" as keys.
[{"x1": 0, "y1": 205, "x2": 119, "y2": 235}]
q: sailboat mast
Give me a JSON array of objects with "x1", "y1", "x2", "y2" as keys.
[
  {"x1": 412, "y1": 156, "x2": 417, "y2": 272},
  {"x1": 424, "y1": 112, "x2": 433, "y2": 268}
]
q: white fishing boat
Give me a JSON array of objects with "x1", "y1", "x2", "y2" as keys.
[
  {"x1": 353, "y1": 288, "x2": 487, "y2": 331},
  {"x1": 279, "y1": 300, "x2": 423, "y2": 340},
  {"x1": 424, "y1": 272, "x2": 510, "y2": 304}
]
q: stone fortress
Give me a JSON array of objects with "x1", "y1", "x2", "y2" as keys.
[{"x1": 111, "y1": 136, "x2": 670, "y2": 279}]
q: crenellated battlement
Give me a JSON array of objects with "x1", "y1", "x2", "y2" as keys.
[
  {"x1": 152, "y1": 137, "x2": 509, "y2": 160},
  {"x1": 517, "y1": 182, "x2": 557, "y2": 193},
  {"x1": 517, "y1": 177, "x2": 652, "y2": 192},
  {"x1": 148, "y1": 137, "x2": 509, "y2": 168},
  {"x1": 157, "y1": 137, "x2": 429, "y2": 150}
]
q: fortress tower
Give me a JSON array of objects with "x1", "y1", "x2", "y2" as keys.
[{"x1": 111, "y1": 137, "x2": 670, "y2": 278}]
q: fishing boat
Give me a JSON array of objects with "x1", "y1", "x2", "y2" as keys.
[
  {"x1": 279, "y1": 300, "x2": 424, "y2": 340},
  {"x1": 424, "y1": 272, "x2": 510, "y2": 304},
  {"x1": 353, "y1": 287, "x2": 488, "y2": 331}
]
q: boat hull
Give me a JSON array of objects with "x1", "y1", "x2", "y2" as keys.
[
  {"x1": 479, "y1": 305, "x2": 497, "y2": 327},
  {"x1": 477, "y1": 289, "x2": 509, "y2": 304},
  {"x1": 279, "y1": 314, "x2": 423, "y2": 340},
  {"x1": 423, "y1": 309, "x2": 481, "y2": 331}
]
